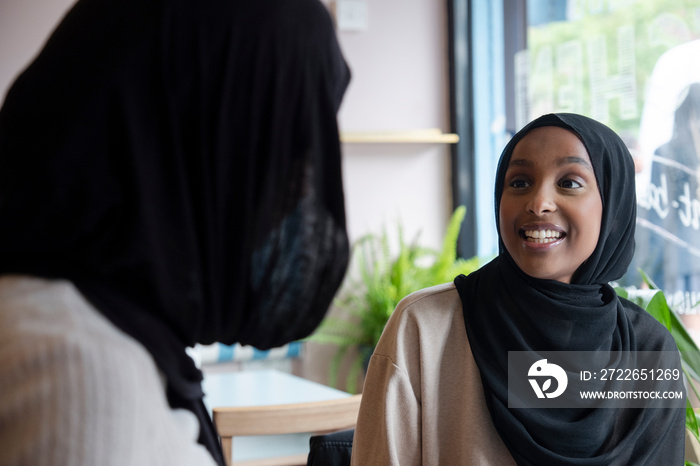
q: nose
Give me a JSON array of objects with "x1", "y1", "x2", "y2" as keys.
[{"x1": 526, "y1": 185, "x2": 556, "y2": 215}]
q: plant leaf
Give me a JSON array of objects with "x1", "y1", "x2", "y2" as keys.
[
  {"x1": 688, "y1": 398, "x2": 700, "y2": 441},
  {"x1": 314, "y1": 206, "x2": 481, "y2": 391},
  {"x1": 345, "y1": 354, "x2": 366, "y2": 394},
  {"x1": 644, "y1": 290, "x2": 672, "y2": 331},
  {"x1": 639, "y1": 268, "x2": 660, "y2": 290}
]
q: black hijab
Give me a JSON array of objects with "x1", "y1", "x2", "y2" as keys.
[
  {"x1": 455, "y1": 113, "x2": 685, "y2": 465},
  {"x1": 0, "y1": 0, "x2": 350, "y2": 463}
]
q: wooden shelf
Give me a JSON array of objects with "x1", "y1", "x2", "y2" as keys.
[{"x1": 340, "y1": 128, "x2": 459, "y2": 144}]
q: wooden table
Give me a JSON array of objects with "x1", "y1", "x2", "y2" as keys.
[{"x1": 202, "y1": 369, "x2": 350, "y2": 464}]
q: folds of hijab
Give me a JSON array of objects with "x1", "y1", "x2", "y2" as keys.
[
  {"x1": 0, "y1": 0, "x2": 350, "y2": 462},
  {"x1": 454, "y1": 113, "x2": 685, "y2": 465}
]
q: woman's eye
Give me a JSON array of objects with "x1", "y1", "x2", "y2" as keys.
[
  {"x1": 509, "y1": 179, "x2": 529, "y2": 189},
  {"x1": 559, "y1": 179, "x2": 583, "y2": 189}
]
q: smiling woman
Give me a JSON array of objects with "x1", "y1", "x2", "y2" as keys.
[
  {"x1": 499, "y1": 126, "x2": 603, "y2": 284},
  {"x1": 350, "y1": 113, "x2": 685, "y2": 466}
]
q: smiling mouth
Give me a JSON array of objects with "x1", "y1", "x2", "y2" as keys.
[{"x1": 520, "y1": 229, "x2": 566, "y2": 244}]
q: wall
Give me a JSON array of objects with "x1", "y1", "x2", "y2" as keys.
[
  {"x1": 329, "y1": 0, "x2": 452, "y2": 250},
  {"x1": 305, "y1": 0, "x2": 453, "y2": 389},
  {"x1": 0, "y1": 0, "x2": 76, "y2": 99},
  {"x1": 0, "y1": 0, "x2": 453, "y2": 389}
]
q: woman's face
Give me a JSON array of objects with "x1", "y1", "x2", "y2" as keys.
[{"x1": 499, "y1": 126, "x2": 603, "y2": 284}]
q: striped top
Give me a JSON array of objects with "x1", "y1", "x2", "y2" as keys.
[{"x1": 0, "y1": 275, "x2": 216, "y2": 466}]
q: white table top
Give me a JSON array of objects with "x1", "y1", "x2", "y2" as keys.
[
  {"x1": 202, "y1": 369, "x2": 350, "y2": 463},
  {"x1": 202, "y1": 369, "x2": 348, "y2": 411}
]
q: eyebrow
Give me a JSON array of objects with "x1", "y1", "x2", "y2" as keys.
[{"x1": 508, "y1": 156, "x2": 593, "y2": 171}]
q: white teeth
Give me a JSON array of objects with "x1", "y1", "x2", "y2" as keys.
[{"x1": 523, "y1": 229, "x2": 562, "y2": 243}]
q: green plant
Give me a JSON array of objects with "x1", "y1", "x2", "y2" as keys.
[
  {"x1": 615, "y1": 270, "x2": 700, "y2": 466},
  {"x1": 307, "y1": 206, "x2": 481, "y2": 393}
]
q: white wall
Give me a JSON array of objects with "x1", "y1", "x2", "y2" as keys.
[
  {"x1": 311, "y1": 0, "x2": 453, "y2": 388},
  {"x1": 329, "y1": 0, "x2": 453, "y2": 250},
  {"x1": 0, "y1": 0, "x2": 76, "y2": 102}
]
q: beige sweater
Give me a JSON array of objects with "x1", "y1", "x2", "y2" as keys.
[
  {"x1": 0, "y1": 275, "x2": 216, "y2": 466},
  {"x1": 351, "y1": 283, "x2": 516, "y2": 466}
]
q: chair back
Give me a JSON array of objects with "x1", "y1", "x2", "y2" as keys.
[{"x1": 213, "y1": 394, "x2": 362, "y2": 466}]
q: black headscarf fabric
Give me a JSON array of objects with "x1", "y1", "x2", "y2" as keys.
[
  {"x1": 0, "y1": 0, "x2": 350, "y2": 463},
  {"x1": 455, "y1": 113, "x2": 685, "y2": 465}
]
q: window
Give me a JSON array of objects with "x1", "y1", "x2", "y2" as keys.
[
  {"x1": 452, "y1": 0, "x2": 700, "y2": 318},
  {"x1": 511, "y1": 0, "x2": 700, "y2": 317}
]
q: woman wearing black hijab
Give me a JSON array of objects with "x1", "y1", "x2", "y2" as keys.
[
  {"x1": 0, "y1": 0, "x2": 350, "y2": 464},
  {"x1": 351, "y1": 113, "x2": 685, "y2": 465}
]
